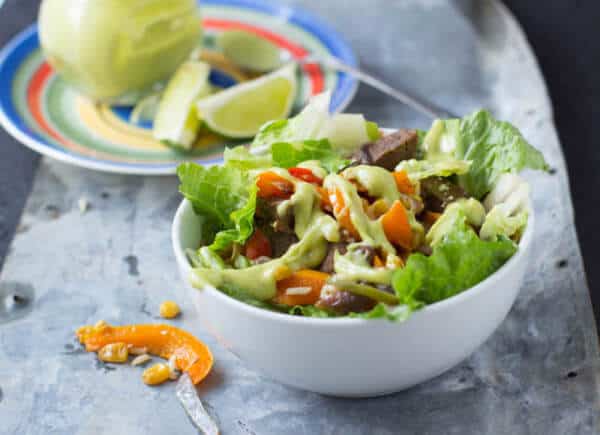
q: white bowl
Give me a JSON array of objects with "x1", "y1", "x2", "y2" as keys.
[{"x1": 172, "y1": 195, "x2": 533, "y2": 398}]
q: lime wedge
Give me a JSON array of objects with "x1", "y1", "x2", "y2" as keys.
[
  {"x1": 196, "y1": 63, "x2": 297, "y2": 138},
  {"x1": 130, "y1": 92, "x2": 161, "y2": 124},
  {"x1": 153, "y1": 60, "x2": 211, "y2": 150},
  {"x1": 217, "y1": 30, "x2": 282, "y2": 72}
]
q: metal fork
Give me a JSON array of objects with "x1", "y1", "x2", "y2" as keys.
[{"x1": 297, "y1": 54, "x2": 458, "y2": 119}]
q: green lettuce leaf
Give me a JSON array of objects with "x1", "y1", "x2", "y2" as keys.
[
  {"x1": 271, "y1": 139, "x2": 349, "y2": 173},
  {"x1": 209, "y1": 185, "x2": 257, "y2": 251},
  {"x1": 250, "y1": 91, "x2": 375, "y2": 158},
  {"x1": 250, "y1": 119, "x2": 296, "y2": 154},
  {"x1": 177, "y1": 162, "x2": 257, "y2": 252},
  {"x1": 423, "y1": 110, "x2": 548, "y2": 198},
  {"x1": 480, "y1": 173, "x2": 531, "y2": 241},
  {"x1": 393, "y1": 217, "x2": 517, "y2": 307}
]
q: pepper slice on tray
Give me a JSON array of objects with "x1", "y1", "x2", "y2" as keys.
[{"x1": 76, "y1": 322, "x2": 213, "y2": 384}]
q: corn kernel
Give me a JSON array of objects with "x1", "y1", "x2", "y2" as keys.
[
  {"x1": 98, "y1": 342, "x2": 128, "y2": 363},
  {"x1": 93, "y1": 320, "x2": 109, "y2": 333},
  {"x1": 159, "y1": 301, "x2": 181, "y2": 319},
  {"x1": 142, "y1": 363, "x2": 171, "y2": 385},
  {"x1": 369, "y1": 199, "x2": 389, "y2": 219},
  {"x1": 273, "y1": 265, "x2": 291, "y2": 281}
]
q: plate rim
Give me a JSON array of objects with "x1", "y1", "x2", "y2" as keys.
[{"x1": 0, "y1": 0, "x2": 359, "y2": 175}]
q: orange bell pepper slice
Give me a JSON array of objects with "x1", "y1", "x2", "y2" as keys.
[
  {"x1": 76, "y1": 323, "x2": 213, "y2": 384},
  {"x1": 256, "y1": 171, "x2": 294, "y2": 199},
  {"x1": 393, "y1": 170, "x2": 416, "y2": 195},
  {"x1": 273, "y1": 270, "x2": 330, "y2": 306},
  {"x1": 244, "y1": 228, "x2": 272, "y2": 260},
  {"x1": 315, "y1": 186, "x2": 332, "y2": 212},
  {"x1": 328, "y1": 187, "x2": 360, "y2": 240},
  {"x1": 373, "y1": 254, "x2": 385, "y2": 268},
  {"x1": 381, "y1": 200, "x2": 413, "y2": 250}
]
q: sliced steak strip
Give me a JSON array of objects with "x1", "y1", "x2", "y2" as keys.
[
  {"x1": 352, "y1": 129, "x2": 418, "y2": 170},
  {"x1": 319, "y1": 242, "x2": 348, "y2": 273},
  {"x1": 270, "y1": 232, "x2": 299, "y2": 258},
  {"x1": 316, "y1": 288, "x2": 377, "y2": 315},
  {"x1": 420, "y1": 176, "x2": 467, "y2": 212}
]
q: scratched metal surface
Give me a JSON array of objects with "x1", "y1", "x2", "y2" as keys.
[{"x1": 1, "y1": 1, "x2": 599, "y2": 434}]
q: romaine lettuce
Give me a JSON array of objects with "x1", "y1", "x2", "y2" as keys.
[
  {"x1": 393, "y1": 217, "x2": 517, "y2": 307},
  {"x1": 177, "y1": 162, "x2": 257, "y2": 252},
  {"x1": 271, "y1": 139, "x2": 349, "y2": 173},
  {"x1": 423, "y1": 110, "x2": 548, "y2": 198},
  {"x1": 480, "y1": 173, "x2": 530, "y2": 241},
  {"x1": 250, "y1": 91, "x2": 376, "y2": 157}
]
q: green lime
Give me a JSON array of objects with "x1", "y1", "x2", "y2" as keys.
[
  {"x1": 217, "y1": 30, "x2": 282, "y2": 72},
  {"x1": 153, "y1": 60, "x2": 211, "y2": 150},
  {"x1": 195, "y1": 63, "x2": 297, "y2": 138}
]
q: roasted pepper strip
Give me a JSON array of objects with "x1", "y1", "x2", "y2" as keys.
[
  {"x1": 76, "y1": 323, "x2": 213, "y2": 384},
  {"x1": 244, "y1": 228, "x2": 272, "y2": 260},
  {"x1": 256, "y1": 171, "x2": 294, "y2": 199},
  {"x1": 288, "y1": 167, "x2": 323, "y2": 185},
  {"x1": 393, "y1": 170, "x2": 416, "y2": 195},
  {"x1": 381, "y1": 200, "x2": 413, "y2": 250},
  {"x1": 273, "y1": 270, "x2": 330, "y2": 306},
  {"x1": 328, "y1": 187, "x2": 360, "y2": 240},
  {"x1": 316, "y1": 186, "x2": 332, "y2": 211}
]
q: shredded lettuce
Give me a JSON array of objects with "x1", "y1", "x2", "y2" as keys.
[
  {"x1": 250, "y1": 91, "x2": 376, "y2": 157},
  {"x1": 393, "y1": 218, "x2": 517, "y2": 308},
  {"x1": 177, "y1": 162, "x2": 257, "y2": 252},
  {"x1": 480, "y1": 173, "x2": 530, "y2": 241},
  {"x1": 271, "y1": 139, "x2": 349, "y2": 173},
  {"x1": 423, "y1": 110, "x2": 548, "y2": 198}
]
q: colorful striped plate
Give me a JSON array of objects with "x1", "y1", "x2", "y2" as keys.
[{"x1": 0, "y1": 0, "x2": 357, "y2": 175}]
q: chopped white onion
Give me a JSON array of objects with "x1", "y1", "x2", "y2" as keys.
[{"x1": 285, "y1": 286, "x2": 312, "y2": 295}]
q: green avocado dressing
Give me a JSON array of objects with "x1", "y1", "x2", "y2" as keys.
[
  {"x1": 342, "y1": 165, "x2": 400, "y2": 205},
  {"x1": 324, "y1": 173, "x2": 397, "y2": 255},
  {"x1": 191, "y1": 213, "x2": 331, "y2": 300},
  {"x1": 333, "y1": 244, "x2": 394, "y2": 285},
  {"x1": 192, "y1": 165, "x2": 430, "y2": 300},
  {"x1": 277, "y1": 181, "x2": 340, "y2": 241},
  {"x1": 426, "y1": 198, "x2": 486, "y2": 247}
]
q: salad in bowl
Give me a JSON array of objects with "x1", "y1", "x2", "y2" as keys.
[{"x1": 177, "y1": 93, "x2": 547, "y2": 321}]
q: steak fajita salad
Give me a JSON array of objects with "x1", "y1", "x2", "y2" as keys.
[{"x1": 178, "y1": 93, "x2": 547, "y2": 320}]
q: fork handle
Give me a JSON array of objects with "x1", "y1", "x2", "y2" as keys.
[{"x1": 299, "y1": 54, "x2": 458, "y2": 120}]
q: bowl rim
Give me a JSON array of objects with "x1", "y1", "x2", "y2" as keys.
[{"x1": 172, "y1": 193, "x2": 534, "y2": 326}]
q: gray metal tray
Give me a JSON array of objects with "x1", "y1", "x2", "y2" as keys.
[{"x1": 1, "y1": 1, "x2": 598, "y2": 434}]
